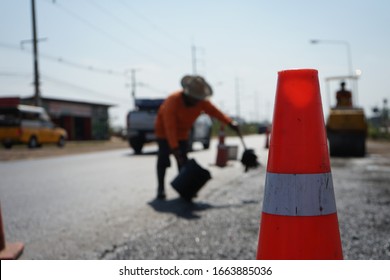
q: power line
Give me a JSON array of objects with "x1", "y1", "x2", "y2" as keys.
[
  {"x1": 139, "y1": 83, "x2": 168, "y2": 96},
  {"x1": 0, "y1": 41, "x2": 168, "y2": 101},
  {"x1": 42, "y1": 0, "x2": 168, "y2": 67},
  {"x1": 0, "y1": 71, "x2": 32, "y2": 78},
  {"x1": 0, "y1": 41, "x2": 126, "y2": 77},
  {"x1": 0, "y1": 68, "x2": 138, "y2": 104},
  {"x1": 41, "y1": 73, "x2": 130, "y2": 103},
  {"x1": 0, "y1": 71, "x2": 126, "y2": 103},
  {"x1": 117, "y1": 0, "x2": 189, "y2": 48},
  {"x1": 85, "y1": 0, "x2": 186, "y2": 61},
  {"x1": 41, "y1": 53, "x2": 126, "y2": 76},
  {"x1": 86, "y1": 0, "x2": 154, "y2": 43}
]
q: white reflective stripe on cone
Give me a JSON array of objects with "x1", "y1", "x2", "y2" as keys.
[{"x1": 262, "y1": 172, "x2": 337, "y2": 216}]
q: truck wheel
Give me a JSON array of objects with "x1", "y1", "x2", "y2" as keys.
[
  {"x1": 130, "y1": 137, "x2": 144, "y2": 154},
  {"x1": 28, "y1": 136, "x2": 39, "y2": 149},
  {"x1": 3, "y1": 142, "x2": 13, "y2": 149},
  {"x1": 57, "y1": 136, "x2": 66, "y2": 148},
  {"x1": 202, "y1": 129, "x2": 212, "y2": 150}
]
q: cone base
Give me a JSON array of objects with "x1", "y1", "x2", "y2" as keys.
[
  {"x1": 0, "y1": 242, "x2": 24, "y2": 260},
  {"x1": 257, "y1": 212, "x2": 343, "y2": 260},
  {"x1": 216, "y1": 146, "x2": 228, "y2": 167}
]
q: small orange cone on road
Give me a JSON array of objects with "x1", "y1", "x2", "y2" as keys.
[
  {"x1": 264, "y1": 127, "x2": 270, "y2": 149},
  {"x1": 0, "y1": 205, "x2": 24, "y2": 260},
  {"x1": 215, "y1": 124, "x2": 228, "y2": 167},
  {"x1": 256, "y1": 69, "x2": 343, "y2": 259}
]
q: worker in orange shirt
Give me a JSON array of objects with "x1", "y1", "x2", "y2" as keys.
[{"x1": 154, "y1": 75, "x2": 239, "y2": 200}]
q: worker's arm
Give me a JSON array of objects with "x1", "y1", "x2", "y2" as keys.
[{"x1": 202, "y1": 101, "x2": 239, "y2": 132}]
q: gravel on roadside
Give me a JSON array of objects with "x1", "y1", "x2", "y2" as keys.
[{"x1": 0, "y1": 137, "x2": 129, "y2": 161}]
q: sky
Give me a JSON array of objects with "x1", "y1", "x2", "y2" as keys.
[{"x1": 1, "y1": 0, "x2": 389, "y2": 128}]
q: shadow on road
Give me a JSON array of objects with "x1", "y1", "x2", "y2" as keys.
[
  {"x1": 125, "y1": 146, "x2": 206, "y2": 158},
  {"x1": 148, "y1": 198, "x2": 212, "y2": 219},
  {"x1": 124, "y1": 150, "x2": 158, "y2": 157},
  {"x1": 148, "y1": 198, "x2": 258, "y2": 220}
]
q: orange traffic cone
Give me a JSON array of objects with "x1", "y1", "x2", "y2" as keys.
[
  {"x1": 256, "y1": 69, "x2": 343, "y2": 259},
  {"x1": 215, "y1": 124, "x2": 228, "y2": 167},
  {"x1": 0, "y1": 204, "x2": 24, "y2": 259}
]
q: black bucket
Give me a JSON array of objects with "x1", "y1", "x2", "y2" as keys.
[
  {"x1": 171, "y1": 159, "x2": 212, "y2": 200},
  {"x1": 241, "y1": 149, "x2": 260, "y2": 172}
]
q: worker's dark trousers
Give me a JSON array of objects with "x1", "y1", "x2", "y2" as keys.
[{"x1": 156, "y1": 139, "x2": 188, "y2": 196}]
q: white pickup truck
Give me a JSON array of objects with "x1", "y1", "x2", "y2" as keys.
[{"x1": 126, "y1": 99, "x2": 213, "y2": 154}]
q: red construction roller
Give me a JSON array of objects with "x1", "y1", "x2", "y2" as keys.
[{"x1": 256, "y1": 69, "x2": 343, "y2": 259}]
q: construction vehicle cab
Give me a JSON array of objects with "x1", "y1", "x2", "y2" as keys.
[{"x1": 325, "y1": 76, "x2": 367, "y2": 157}]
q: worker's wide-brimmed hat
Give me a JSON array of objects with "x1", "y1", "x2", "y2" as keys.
[{"x1": 181, "y1": 75, "x2": 213, "y2": 100}]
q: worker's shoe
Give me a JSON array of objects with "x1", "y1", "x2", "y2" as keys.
[
  {"x1": 157, "y1": 190, "x2": 166, "y2": 200},
  {"x1": 180, "y1": 195, "x2": 193, "y2": 203}
]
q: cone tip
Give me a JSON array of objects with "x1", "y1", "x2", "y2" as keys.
[
  {"x1": 278, "y1": 69, "x2": 318, "y2": 76},
  {"x1": 268, "y1": 68, "x2": 329, "y2": 173}
]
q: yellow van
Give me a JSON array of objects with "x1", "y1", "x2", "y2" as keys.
[{"x1": 0, "y1": 105, "x2": 67, "y2": 149}]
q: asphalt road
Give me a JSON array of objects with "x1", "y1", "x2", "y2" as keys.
[{"x1": 1, "y1": 135, "x2": 389, "y2": 260}]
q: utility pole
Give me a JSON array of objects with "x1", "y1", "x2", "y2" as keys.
[
  {"x1": 126, "y1": 68, "x2": 141, "y2": 106},
  {"x1": 254, "y1": 91, "x2": 259, "y2": 122},
  {"x1": 191, "y1": 44, "x2": 206, "y2": 75},
  {"x1": 310, "y1": 39, "x2": 353, "y2": 76},
  {"x1": 191, "y1": 44, "x2": 197, "y2": 75},
  {"x1": 31, "y1": 0, "x2": 41, "y2": 107},
  {"x1": 235, "y1": 77, "x2": 240, "y2": 119},
  {"x1": 131, "y1": 69, "x2": 136, "y2": 100}
]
